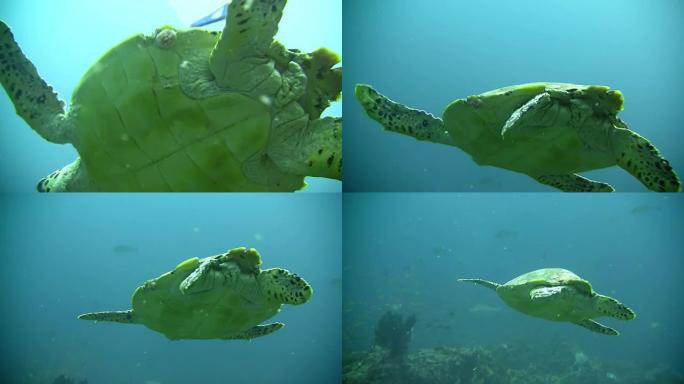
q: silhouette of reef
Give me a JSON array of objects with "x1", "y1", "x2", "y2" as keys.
[
  {"x1": 52, "y1": 374, "x2": 88, "y2": 384},
  {"x1": 343, "y1": 341, "x2": 684, "y2": 384},
  {"x1": 373, "y1": 311, "x2": 416, "y2": 360}
]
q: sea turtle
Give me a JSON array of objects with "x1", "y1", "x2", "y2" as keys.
[
  {"x1": 458, "y1": 268, "x2": 635, "y2": 335},
  {"x1": 355, "y1": 83, "x2": 680, "y2": 192},
  {"x1": 0, "y1": 0, "x2": 342, "y2": 191},
  {"x1": 78, "y1": 247, "x2": 313, "y2": 340}
]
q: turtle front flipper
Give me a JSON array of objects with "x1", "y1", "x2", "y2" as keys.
[
  {"x1": 209, "y1": 0, "x2": 286, "y2": 91},
  {"x1": 572, "y1": 319, "x2": 619, "y2": 336},
  {"x1": 269, "y1": 116, "x2": 342, "y2": 180},
  {"x1": 355, "y1": 84, "x2": 452, "y2": 146},
  {"x1": 594, "y1": 294, "x2": 636, "y2": 320},
  {"x1": 611, "y1": 126, "x2": 681, "y2": 192},
  {"x1": 0, "y1": 21, "x2": 72, "y2": 144},
  {"x1": 78, "y1": 309, "x2": 139, "y2": 324},
  {"x1": 226, "y1": 322, "x2": 284, "y2": 340},
  {"x1": 535, "y1": 174, "x2": 615, "y2": 192}
]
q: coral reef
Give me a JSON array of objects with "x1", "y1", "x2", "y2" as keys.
[
  {"x1": 52, "y1": 374, "x2": 88, "y2": 384},
  {"x1": 373, "y1": 311, "x2": 416, "y2": 360},
  {"x1": 343, "y1": 343, "x2": 684, "y2": 384}
]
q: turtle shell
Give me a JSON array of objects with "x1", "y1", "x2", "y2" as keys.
[
  {"x1": 130, "y1": 256, "x2": 280, "y2": 340},
  {"x1": 442, "y1": 83, "x2": 624, "y2": 176},
  {"x1": 69, "y1": 28, "x2": 302, "y2": 191},
  {"x1": 503, "y1": 268, "x2": 592, "y2": 293},
  {"x1": 497, "y1": 268, "x2": 594, "y2": 321}
]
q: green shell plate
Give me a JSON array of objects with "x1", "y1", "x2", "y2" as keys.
[
  {"x1": 442, "y1": 82, "x2": 622, "y2": 176},
  {"x1": 70, "y1": 30, "x2": 300, "y2": 191},
  {"x1": 130, "y1": 256, "x2": 280, "y2": 340}
]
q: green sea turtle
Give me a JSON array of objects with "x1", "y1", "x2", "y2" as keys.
[
  {"x1": 78, "y1": 247, "x2": 312, "y2": 340},
  {"x1": 355, "y1": 83, "x2": 680, "y2": 192},
  {"x1": 0, "y1": 0, "x2": 342, "y2": 192},
  {"x1": 458, "y1": 268, "x2": 635, "y2": 335}
]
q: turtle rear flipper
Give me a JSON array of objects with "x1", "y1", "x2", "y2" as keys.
[
  {"x1": 573, "y1": 319, "x2": 618, "y2": 336},
  {"x1": 612, "y1": 126, "x2": 681, "y2": 192},
  {"x1": 594, "y1": 294, "x2": 636, "y2": 320},
  {"x1": 536, "y1": 174, "x2": 614, "y2": 192},
  {"x1": 0, "y1": 21, "x2": 71, "y2": 144},
  {"x1": 37, "y1": 158, "x2": 95, "y2": 192},
  {"x1": 226, "y1": 322, "x2": 284, "y2": 340},
  {"x1": 269, "y1": 116, "x2": 342, "y2": 180},
  {"x1": 355, "y1": 84, "x2": 452, "y2": 146},
  {"x1": 78, "y1": 309, "x2": 139, "y2": 324},
  {"x1": 457, "y1": 278, "x2": 500, "y2": 291}
]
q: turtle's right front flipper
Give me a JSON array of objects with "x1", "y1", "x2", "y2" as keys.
[
  {"x1": 535, "y1": 174, "x2": 615, "y2": 192},
  {"x1": 355, "y1": 84, "x2": 453, "y2": 146},
  {"x1": 225, "y1": 323, "x2": 284, "y2": 340},
  {"x1": 78, "y1": 309, "x2": 138, "y2": 324},
  {"x1": 611, "y1": 125, "x2": 681, "y2": 192},
  {"x1": 0, "y1": 21, "x2": 71, "y2": 144},
  {"x1": 572, "y1": 319, "x2": 618, "y2": 336}
]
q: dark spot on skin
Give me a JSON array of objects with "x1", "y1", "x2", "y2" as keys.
[
  {"x1": 318, "y1": 149, "x2": 323, "y2": 155},
  {"x1": 308, "y1": 160, "x2": 313, "y2": 167},
  {"x1": 237, "y1": 17, "x2": 250, "y2": 25},
  {"x1": 239, "y1": 28, "x2": 247, "y2": 34},
  {"x1": 327, "y1": 154, "x2": 334, "y2": 167}
]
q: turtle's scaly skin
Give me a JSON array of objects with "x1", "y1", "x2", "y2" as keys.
[
  {"x1": 0, "y1": 0, "x2": 342, "y2": 192},
  {"x1": 355, "y1": 83, "x2": 680, "y2": 192},
  {"x1": 78, "y1": 247, "x2": 312, "y2": 340},
  {"x1": 458, "y1": 268, "x2": 635, "y2": 336}
]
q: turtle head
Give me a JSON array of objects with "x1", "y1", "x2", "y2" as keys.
[
  {"x1": 259, "y1": 268, "x2": 313, "y2": 305},
  {"x1": 583, "y1": 85, "x2": 625, "y2": 117}
]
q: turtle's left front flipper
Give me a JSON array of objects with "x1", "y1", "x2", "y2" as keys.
[
  {"x1": 611, "y1": 125, "x2": 681, "y2": 192},
  {"x1": 209, "y1": 0, "x2": 286, "y2": 91},
  {"x1": 0, "y1": 21, "x2": 72, "y2": 144},
  {"x1": 226, "y1": 323, "x2": 284, "y2": 340},
  {"x1": 535, "y1": 174, "x2": 615, "y2": 192}
]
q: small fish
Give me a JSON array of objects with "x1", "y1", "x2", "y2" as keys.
[
  {"x1": 494, "y1": 229, "x2": 518, "y2": 240},
  {"x1": 113, "y1": 245, "x2": 138, "y2": 253},
  {"x1": 191, "y1": 3, "x2": 229, "y2": 27},
  {"x1": 469, "y1": 304, "x2": 501, "y2": 313},
  {"x1": 630, "y1": 204, "x2": 661, "y2": 215}
]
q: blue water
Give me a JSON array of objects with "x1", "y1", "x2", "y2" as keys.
[
  {"x1": 344, "y1": 0, "x2": 684, "y2": 191},
  {"x1": 343, "y1": 193, "x2": 684, "y2": 372},
  {"x1": 0, "y1": 0, "x2": 341, "y2": 192},
  {"x1": 0, "y1": 193, "x2": 341, "y2": 383}
]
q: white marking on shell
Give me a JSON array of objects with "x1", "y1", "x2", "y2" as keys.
[
  {"x1": 181, "y1": 60, "x2": 190, "y2": 69},
  {"x1": 244, "y1": 0, "x2": 254, "y2": 11},
  {"x1": 259, "y1": 95, "x2": 273, "y2": 107},
  {"x1": 155, "y1": 29, "x2": 177, "y2": 49}
]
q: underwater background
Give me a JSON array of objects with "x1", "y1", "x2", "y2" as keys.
[
  {"x1": 343, "y1": 193, "x2": 684, "y2": 383},
  {"x1": 344, "y1": 0, "x2": 684, "y2": 192},
  {"x1": 0, "y1": 193, "x2": 342, "y2": 383},
  {"x1": 0, "y1": 0, "x2": 341, "y2": 192}
]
